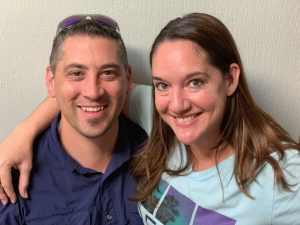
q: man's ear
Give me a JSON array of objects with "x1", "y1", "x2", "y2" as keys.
[
  {"x1": 126, "y1": 65, "x2": 132, "y2": 94},
  {"x1": 46, "y1": 66, "x2": 56, "y2": 98},
  {"x1": 226, "y1": 63, "x2": 240, "y2": 96}
]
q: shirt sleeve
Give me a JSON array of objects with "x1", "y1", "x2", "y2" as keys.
[
  {"x1": 272, "y1": 150, "x2": 300, "y2": 224},
  {"x1": 129, "y1": 85, "x2": 153, "y2": 135}
]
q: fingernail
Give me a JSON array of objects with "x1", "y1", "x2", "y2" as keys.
[
  {"x1": 1, "y1": 199, "x2": 8, "y2": 206},
  {"x1": 24, "y1": 191, "x2": 28, "y2": 198}
]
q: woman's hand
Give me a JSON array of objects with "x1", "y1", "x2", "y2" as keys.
[
  {"x1": 0, "y1": 123, "x2": 33, "y2": 205},
  {"x1": 0, "y1": 98, "x2": 59, "y2": 205}
]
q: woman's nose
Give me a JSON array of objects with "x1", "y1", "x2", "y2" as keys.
[{"x1": 169, "y1": 89, "x2": 190, "y2": 114}]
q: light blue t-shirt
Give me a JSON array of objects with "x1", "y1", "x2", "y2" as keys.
[{"x1": 129, "y1": 85, "x2": 300, "y2": 225}]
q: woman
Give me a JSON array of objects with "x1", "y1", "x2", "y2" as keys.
[
  {"x1": 131, "y1": 13, "x2": 300, "y2": 224},
  {"x1": 1, "y1": 13, "x2": 299, "y2": 224}
]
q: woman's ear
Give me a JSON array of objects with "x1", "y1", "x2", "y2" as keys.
[
  {"x1": 46, "y1": 66, "x2": 56, "y2": 98},
  {"x1": 226, "y1": 63, "x2": 240, "y2": 96}
]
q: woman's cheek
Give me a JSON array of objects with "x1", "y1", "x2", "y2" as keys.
[{"x1": 155, "y1": 95, "x2": 169, "y2": 114}]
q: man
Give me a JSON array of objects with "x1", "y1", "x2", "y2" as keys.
[{"x1": 0, "y1": 14, "x2": 147, "y2": 224}]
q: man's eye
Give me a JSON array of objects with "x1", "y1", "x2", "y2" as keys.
[
  {"x1": 103, "y1": 71, "x2": 112, "y2": 76},
  {"x1": 71, "y1": 71, "x2": 82, "y2": 77},
  {"x1": 101, "y1": 70, "x2": 118, "y2": 79}
]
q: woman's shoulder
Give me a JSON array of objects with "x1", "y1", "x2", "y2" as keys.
[
  {"x1": 129, "y1": 85, "x2": 153, "y2": 134},
  {"x1": 272, "y1": 149, "x2": 300, "y2": 168},
  {"x1": 280, "y1": 149, "x2": 300, "y2": 182},
  {"x1": 271, "y1": 149, "x2": 300, "y2": 224}
]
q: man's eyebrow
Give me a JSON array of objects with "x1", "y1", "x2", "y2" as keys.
[
  {"x1": 63, "y1": 63, "x2": 122, "y2": 73},
  {"x1": 100, "y1": 63, "x2": 121, "y2": 70},
  {"x1": 63, "y1": 64, "x2": 88, "y2": 73}
]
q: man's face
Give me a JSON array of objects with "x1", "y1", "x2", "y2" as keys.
[{"x1": 46, "y1": 35, "x2": 130, "y2": 140}]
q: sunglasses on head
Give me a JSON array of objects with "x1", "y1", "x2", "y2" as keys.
[{"x1": 56, "y1": 14, "x2": 120, "y2": 34}]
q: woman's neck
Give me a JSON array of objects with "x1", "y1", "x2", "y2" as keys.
[{"x1": 187, "y1": 141, "x2": 234, "y2": 171}]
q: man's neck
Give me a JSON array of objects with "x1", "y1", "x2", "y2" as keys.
[{"x1": 58, "y1": 118, "x2": 119, "y2": 173}]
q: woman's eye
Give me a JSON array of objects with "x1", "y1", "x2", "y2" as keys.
[
  {"x1": 189, "y1": 79, "x2": 203, "y2": 88},
  {"x1": 155, "y1": 82, "x2": 169, "y2": 91}
]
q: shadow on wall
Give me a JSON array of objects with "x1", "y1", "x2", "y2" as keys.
[{"x1": 127, "y1": 47, "x2": 152, "y2": 85}]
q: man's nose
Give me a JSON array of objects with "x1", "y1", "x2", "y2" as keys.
[{"x1": 82, "y1": 75, "x2": 104, "y2": 100}]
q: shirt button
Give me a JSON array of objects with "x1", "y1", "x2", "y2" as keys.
[{"x1": 106, "y1": 214, "x2": 112, "y2": 220}]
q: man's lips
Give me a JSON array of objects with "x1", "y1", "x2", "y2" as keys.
[{"x1": 79, "y1": 106, "x2": 106, "y2": 112}]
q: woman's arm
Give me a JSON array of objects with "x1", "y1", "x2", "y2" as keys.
[
  {"x1": 126, "y1": 84, "x2": 153, "y2": 135},
  {"x1": 0, "y1": 97, "x2": 58, "y2": 205},
  {"x1": 0, "y1": 82, "x2": 137, "y2": 205},
  {"x1": 0, "y1": 83, "x2": 150, "y2": 205}
]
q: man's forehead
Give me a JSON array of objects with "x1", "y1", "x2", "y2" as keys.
[
  {"x1": 60, "y1": 35, "x2": 119, "y2": 60},
  {"x1": 63, "y1": 34, "x2": 118, "y2": 48},
  {"x1": 53, "y1": 34, "x2": 126, "y2": 72}
]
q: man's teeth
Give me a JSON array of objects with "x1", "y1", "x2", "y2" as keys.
[
  {"x1": 81, "y1": 106, "x2": 104, "y2": 112},
  {"x1": 176, "y1": 115, "x2": 195, "y2": 122}
]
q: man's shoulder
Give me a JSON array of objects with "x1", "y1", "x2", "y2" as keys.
[
  {"x1": 32, "y1": 117, "x2": 60, "y2": 160},
  {"x1": 33, "y1": 124, "x2": 54, "y2": 149},
  {"x1": 33, "y1": 115, "x2": 60, "y2": 148}
]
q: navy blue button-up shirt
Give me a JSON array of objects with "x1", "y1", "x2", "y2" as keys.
[{"x1": 0, "y1": 114, "x2": 147, "y2": 225}]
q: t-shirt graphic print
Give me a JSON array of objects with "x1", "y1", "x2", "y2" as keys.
[{"x1": 138, "y1": 180, "x2": 236, "y2": 225}]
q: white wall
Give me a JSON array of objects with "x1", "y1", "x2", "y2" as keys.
[{"x1": 0, "y1": 0, "x2": 299, "y2": 141}]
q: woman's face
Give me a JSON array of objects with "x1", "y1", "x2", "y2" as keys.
[{"x1": 152, "y1": 40, "x2": 238, "y2": 147}]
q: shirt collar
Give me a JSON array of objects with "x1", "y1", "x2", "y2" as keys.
[{"x1": 48, "y1": 114, "x2": 143, "y2": 178}]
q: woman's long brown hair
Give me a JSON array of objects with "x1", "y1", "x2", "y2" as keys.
[{"x1": 132, "y1": 13, "x2": 300, "y2": 202}]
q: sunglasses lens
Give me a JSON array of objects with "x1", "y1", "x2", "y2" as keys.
[
  {"x1": 59, "y1": 16, "x2": 83, "y2": 30},
  {"x1": 57, "y1": 15, "x2": 120, "y2": 34},
  {"x1": 94, "y1": 16, "x2": 119, "y2": 31}
]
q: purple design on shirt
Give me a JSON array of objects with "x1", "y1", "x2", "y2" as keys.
[{"x1": 141, "y1": 180, "x2": 236, "y2": 225}]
